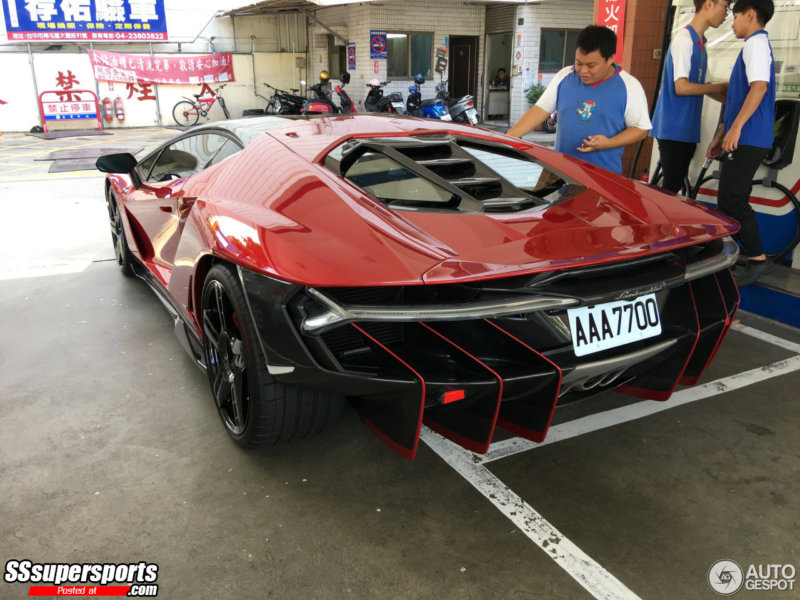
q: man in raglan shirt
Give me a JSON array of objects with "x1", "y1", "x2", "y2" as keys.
[
  {"x1": 706, "y1": 0, "x2": 775, "y2": 286},
  {"x1": 507, "y1": 25, "x2": 651, "y2": 174},
  {"x1": 651, "y1": 0, "x2": 730, "y2": 193}
]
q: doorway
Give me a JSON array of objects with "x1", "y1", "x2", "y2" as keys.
[
  {"x1": 486, "y1": 32, "x2": 512, "y2": 121},
  {"x1": 448, "y1": 36, "x2": 478, "y2": 100},
  {"x1": 327, "y1": 36, "x2": 347, "y2": 79}
]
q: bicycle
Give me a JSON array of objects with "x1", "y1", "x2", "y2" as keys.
[
  {"x1": 172, "y1": 84, "x2": 231, "y2": 126},
  {"x1": 262, "y1": 83, "x2": 298, "y2": 114}
]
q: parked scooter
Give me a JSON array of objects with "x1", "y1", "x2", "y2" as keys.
[
  {"x1": 242, "y1": 82, "x2": 304, "y2": 117},
  {"x1": 302, "y1": 71, "x2": 356, "y2": 115},
  {"x1": 406, "y1": 72, "x2": 451, "y2": 121},
  {"x1": 435, "y1": 79, "x2": 479, "y2": 125},
  {"x1": 543, "y1": 110, "x2": 557, "y2": 133},
  {"x1": 302, "y1": 70, "x2": 334, "y2": 114},
  {"x1": 334, "y1": 73, "x2": 356, "y2": 114},
  {"x1": 275, "y1": 87, "x2": 306, "y2": 115},
  {"x1": 364, "y1": 79, "x2": 405, "y2": 114}
]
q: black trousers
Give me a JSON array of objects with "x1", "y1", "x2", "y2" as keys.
[
  {"x1": 717, "y1": 145, "x2": 770, "y2": 258},
  {"x1": 657, "y1": 139, "x2": 696, "y2": 193}
]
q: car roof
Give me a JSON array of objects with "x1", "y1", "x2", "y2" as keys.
[
  {"x1": 195, "y1": 114, "x2": 519, "y2": 154},
  {"x1": 201, "y1": 115, "x2": 298, "y2": 146}
]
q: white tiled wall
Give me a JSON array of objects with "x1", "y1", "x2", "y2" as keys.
[
  {"x1": 510, "y1": 0, "x2": 594, "y2": 124},
  {"x1": 309, "y1": 0, "x2": 592, "y2": 124},
  {"x1": 312, "y1": 0, "x2": 485, "y2": 112}
]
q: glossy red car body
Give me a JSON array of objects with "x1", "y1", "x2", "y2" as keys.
[{"x1": 100, "y1": 115, "x2": 741, "y2": 458}]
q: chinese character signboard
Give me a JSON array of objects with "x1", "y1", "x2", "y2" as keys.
[
  {"x1": 369, "y1": 30, "x2": 387, "y2": 60},
  {"x1": 598, "y1": 0, "x2": 626, "y2": 64},
  {"x1": 87, "y1": 49, "x2": 235, "y2": 84},
  {"x1": 2, "y1": 0, "x2": 168, "y2": 42},
  {"x1": 38, "y1": 88, "x2": 102, "y2": 133},
  {"x1": 41, "y1": 93, "x2": 98, "y2": 120}
]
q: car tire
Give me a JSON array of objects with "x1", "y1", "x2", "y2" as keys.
[
  {"x1": 106, "y1": 186, "x2": 134, "y2": 276},
  {"x1": 201, "y1": 264, "x2": 344, "y2": 447}
]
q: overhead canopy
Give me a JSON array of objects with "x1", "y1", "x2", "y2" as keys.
[
  {"x1": 225, "y1": 0, "x2": 373, "y2": 16},
  {"x1": 224, "y1": 0, "x2": 523, "y2": 17}
]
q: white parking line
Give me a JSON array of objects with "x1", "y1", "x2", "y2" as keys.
[
  {"x1": 729, "y1": 321, "x2": 800, "y2": 354},
  {"x1": 421, "y1": 427, "x2": 643, "y2": 599},
  {"x1": 421, "y1": 322, "x2": 800, "y2": 600}
]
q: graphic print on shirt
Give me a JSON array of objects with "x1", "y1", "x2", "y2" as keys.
[{"x1": 577, "y1": 100, "x2": 596, "y2": 122}]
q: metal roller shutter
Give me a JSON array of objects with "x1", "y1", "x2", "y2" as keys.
[{"x1": 485, "y1": 4, "x2": 516, "y2": 34}]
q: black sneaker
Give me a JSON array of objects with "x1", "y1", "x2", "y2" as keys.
[{"x1": 734, "y1": 259, "x2": 774, "y2": 287}]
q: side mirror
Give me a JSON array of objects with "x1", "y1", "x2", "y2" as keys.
[
  {"x1": 96, "y1": 152, "x2": 142, "y2": 188},
  {"x1": 96, "y1": 152, "x2": 138, "y2": 174},
  {"x1": 340, "y1": 72, "x2": 351, "y2": 85}
]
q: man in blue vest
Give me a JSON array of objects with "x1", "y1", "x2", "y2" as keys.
[
  {"x1": 507, "y1": 25, "x2": 651, "y2": 174},
  {"x1": 651, "y1": 0, "x2": 730, "y2": 193},
  {"x1": 706, "y1": 0, "x2": 775, "y2": 286}
]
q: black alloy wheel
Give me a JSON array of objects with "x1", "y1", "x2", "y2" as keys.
[
  {"x1": 106, "y1": 186, "x2": 134, "y2": 276},
  {"x1": 202, "y1": 273, "x2": 251, "y2": 440},
  {"x1": 200, "y1": 264, "x2": 345, "y2": 447}
]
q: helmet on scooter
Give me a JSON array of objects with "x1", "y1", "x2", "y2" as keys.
[
  {"x1": 370, "y1": 78, "x2": 381, "y2": 87},
  {"x1": 319, "y1": 70, "x2": 330, "y2": 82},
  {"x1": 413, "y1": 72, "x2": 425, "y2": 85}
]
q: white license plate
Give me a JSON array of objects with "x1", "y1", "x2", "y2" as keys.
[
  {"x1": 466, "y1": 108, "x2": 478, "y2": 124},
  {"x1": 567, "y1": 293, "x2": 661, "y2": 357},
  {"x1": 440, "y1": 113, "x2": 452, "y2": 121},
  {"x1": 392, "y1": 102, "x2": 405, "y2": 112}
]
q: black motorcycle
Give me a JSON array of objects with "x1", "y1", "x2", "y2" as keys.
[
  {"x1": 242, "y1": 82, "x2": 304, "y2": 117},
  {"x1": 364, "y1": 79, "x2": 405, "y2": 114},
  {"x1": 435, "y1": 79, "x2": 479, "y2": 125},
  {"x1": 275, "y1": 87, "x2": 306, "y2": 115}
]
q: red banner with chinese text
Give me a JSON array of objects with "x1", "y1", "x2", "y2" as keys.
[
  {"x1": 86, "y1": 49, "x2": 234, "y2": 84},
  {"x1": 597, "y1": 0, "x2": 627, "y2": 65}
]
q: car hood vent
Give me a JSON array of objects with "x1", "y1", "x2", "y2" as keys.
[{"x1": 326, "y1": 135, "x2": 583, "y2": 214}]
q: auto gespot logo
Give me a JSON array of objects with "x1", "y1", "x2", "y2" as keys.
[{"x1": 4, "y1": 560, "x2": 159, "y2": 597}]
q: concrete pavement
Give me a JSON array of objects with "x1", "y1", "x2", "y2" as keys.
[{"x1": 1, "y1": 126, "x2": 798, "y2": 600}]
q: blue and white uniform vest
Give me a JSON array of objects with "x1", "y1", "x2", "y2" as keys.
[
  {"x1": 724, "y1": 30, "x2": 775, "y2": 149},
  {"x1": 651, "y1": 26, "x2": 707, "y2": 143}
]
